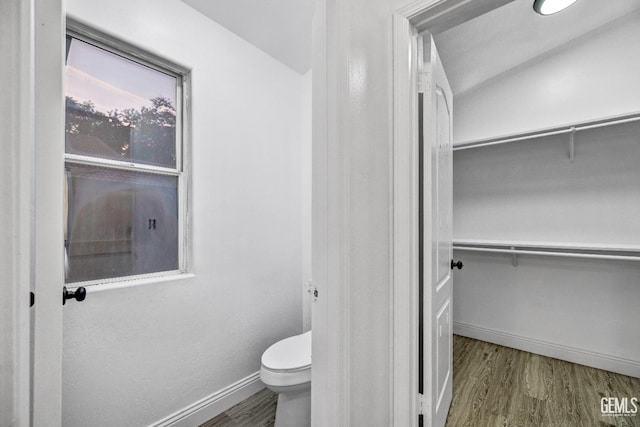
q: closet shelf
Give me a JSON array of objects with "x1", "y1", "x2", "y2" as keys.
[
  {"x1": 453, "y1": 239, "x2": 640, "y2": 263},
  {"x1": 453, "y1": 110, "x2": 640, "y2": 152}
]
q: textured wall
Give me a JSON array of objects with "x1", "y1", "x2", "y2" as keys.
[{"x1": 62, "y1": 1, "x2": 307, "y2": 425}]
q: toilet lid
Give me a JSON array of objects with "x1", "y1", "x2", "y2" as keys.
[{"x1": 261, "y1": 330, "x2": 311, "y2": 371}]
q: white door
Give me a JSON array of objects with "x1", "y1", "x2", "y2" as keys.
[
  {"x1": 2, "y1": 1, "x2": 65, "y2": 426},
  {"x1": 1, "y1": 1, "x2": 34, "y2": 425},
  {"x1": 420, "y1": 32, "x2": 454, "y2": 427},
  {"x1": 32, "y1": 0, "x2": 65, "y2": 425}
]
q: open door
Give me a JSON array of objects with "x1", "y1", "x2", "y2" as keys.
[
  {"x1": 2, "y1": 1, "x2": 64, "y2": 425},
  {"x1": 32, "y1": 0, "x2": 65, "y2": 425},
  {"x1": 1, "y1": 1, "x2": 34, "y2": 425},
  {"x1": 419, "y1": 31, "x2": 454, "y2": 427}
]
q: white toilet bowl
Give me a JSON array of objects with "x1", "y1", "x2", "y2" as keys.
[{"x1": 260, "y1": 331, "x2": 311, "y2": 427}]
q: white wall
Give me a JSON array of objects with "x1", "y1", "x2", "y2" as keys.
[
  {"x1": 452, "y1": 12, "x2": 640, "y2": 377},
  {"x1": 311, "y1": 0, "x2": 417, "y2": 423},
  {"x1": 454, "y1": 11, "x2": 640, "y2": 144},
  {"x1": 452, "y1": 254, "x2": 640, "y2": 374},
  {"x1": 62, "y1": 1, "x2": 308, "y2": 425},
  {"x1": 453, "y1": 122, "x2": 640, "y2": 245},
  {"x1": 301, "y1": 70, "x2": 313, "y2": 332}
]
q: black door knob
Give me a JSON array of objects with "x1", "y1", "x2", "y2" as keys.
[
  {"x1": 63, "y1": 286, "x2": 87, "y2": 305},
  {"x1": 451, "y1": 260, "x2": 463, "y2": 270}
]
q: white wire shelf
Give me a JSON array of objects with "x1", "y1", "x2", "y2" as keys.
[
  {"x1": 453, "y1": 239, "x2": 640, "y2": 263},
  {"x1": 453, "y1": 110, "x2": 640, "y2": 152}
]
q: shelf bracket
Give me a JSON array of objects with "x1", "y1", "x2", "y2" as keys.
[
  {"x1": 511, "y1": 246, "x2": 518, "y2": 267},
  {"x1": 569, "y1": 127, "x2": 576, "y2": 163}
]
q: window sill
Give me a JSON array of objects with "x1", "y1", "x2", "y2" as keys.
[{"x1": 68, "y1": 272, "x2": 196, "y2": 294}]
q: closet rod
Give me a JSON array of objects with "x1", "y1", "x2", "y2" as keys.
[
  {"x1": 453, "y1": 112, "x2": 640, "y2": 151},
  {"x1": 453, "y1": 245, "x2": 640, "y2": 262}
]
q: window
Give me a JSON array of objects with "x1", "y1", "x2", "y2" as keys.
[{"x1": 64, "y1": 31, "x2": 187, "y2": 285}]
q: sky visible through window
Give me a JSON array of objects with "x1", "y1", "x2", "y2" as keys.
[
  {"x1": 64, "y1": 36, "x2": 178, "y2": 168},
  {"x1": 65, "y1": 38, "x2": 176, "y2": 115}
]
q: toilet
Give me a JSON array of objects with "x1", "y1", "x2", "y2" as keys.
[{"x1": 260, "y1": 331, "x2": 311, "y2": 427}]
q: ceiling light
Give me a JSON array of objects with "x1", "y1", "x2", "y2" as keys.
[{"x1": 533, "y1": 0, "x2": 578, "y2": 15}]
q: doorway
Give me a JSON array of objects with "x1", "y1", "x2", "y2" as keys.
[{"x1": 401, "y1": 0, "x2": 640, "y2": 425}]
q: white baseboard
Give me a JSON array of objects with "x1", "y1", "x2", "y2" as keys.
[
  {"x1": 453, "y1": 322, "x2": 640, "y2": 378},
  {"x1": 150, "y1": 372, "x2": 265, "y2": 427}
]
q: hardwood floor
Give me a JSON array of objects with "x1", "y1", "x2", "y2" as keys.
[
  {"x1": 201, "y1": 336, "x2": 639, "y2": 426},
  {"x1": 446, "y1": 336, "x2": 640, "y2": 427},
  {"x1": 199, "y1": 388, "x2": 276, "y2": 427}
]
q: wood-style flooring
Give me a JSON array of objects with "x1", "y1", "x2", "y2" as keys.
[
  {"x1": 446, "y1": 336, "x2": 639, "y2": 427},
  {"x1": 200, "y1": 388, "x2": 276, "y2": 427},
  {"x1": 202, "y1": 336, "x2": 639, "y2": 426}
]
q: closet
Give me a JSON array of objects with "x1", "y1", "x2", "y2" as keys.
[{"x1": 437, "y1": 1, "x2": 640, "y2": 377}]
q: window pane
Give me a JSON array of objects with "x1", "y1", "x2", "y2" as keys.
[
  {"x1": 66, "y1": 164, "x2": 179, "y2": 283},
  {"x1": 65, "y1": 37, "x2": 178, "y2": 168}
]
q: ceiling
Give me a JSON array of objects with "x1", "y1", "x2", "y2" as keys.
[
  {"x1": 434, "y1": 0, "x2": 640, "y2": 95},
  {"x1": 179, "y1": 0, "x2": 313, "y2": 74},
  {"x1": 177, "y1": 0, "x2": 640, "y2": 84}
]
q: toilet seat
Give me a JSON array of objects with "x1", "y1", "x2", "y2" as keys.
[{"x1": 261, "y1": 331, "x2": 311, "y2": 387}]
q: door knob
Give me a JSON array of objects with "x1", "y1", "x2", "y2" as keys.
[
  {"x1": 63, "y1": 286, "x2": 86, "y2": 305},
  {"x1": 451, "y1": 260, "x2": 463, "y2": 270}
]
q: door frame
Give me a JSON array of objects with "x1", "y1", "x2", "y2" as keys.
[
  {"x1": 390, "y1": 1, "x2": 512, "y2": 425},
  {"x1": 2, "y1": 0, "x2": 66, "y2": 425},
  {"x1": 0, "y1": 0, "x2": 34, "y2": 425}
]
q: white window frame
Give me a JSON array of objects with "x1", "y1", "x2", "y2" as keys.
[{"x1": 65, "y1": 23, "x2": 191, "y2": 287}]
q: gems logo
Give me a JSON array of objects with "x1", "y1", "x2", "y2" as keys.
[{"x1": 601, "y1": 397, "x2": 638, "y2": 417}]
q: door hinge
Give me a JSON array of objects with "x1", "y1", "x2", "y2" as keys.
[
  {"x1": 418, "y1": 72, "x2": 430, "y2": 94},
  {"x1": 418, "y1": 393, "x2": 426, "y2": 415}
]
